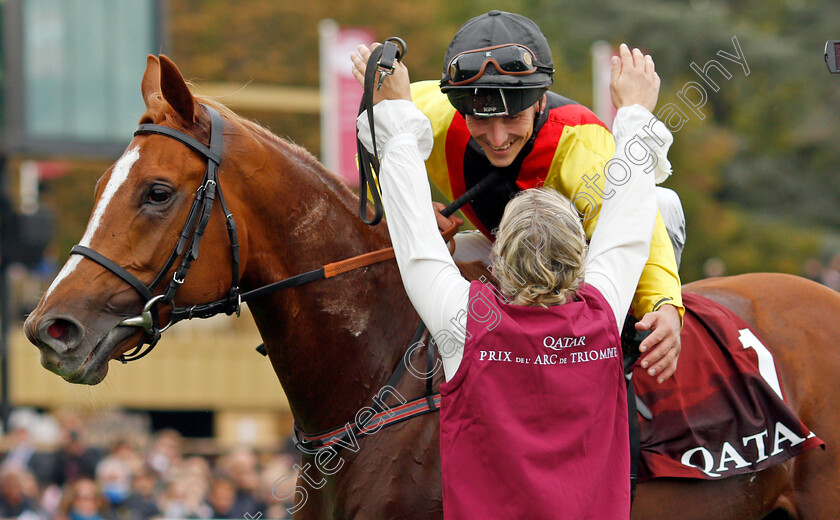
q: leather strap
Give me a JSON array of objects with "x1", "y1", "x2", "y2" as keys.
[
  {"x1": 356, "y1": 44, "x2": 388, "y2": 225},
  {"x1": 622, "y1": 316, "x2": 649, "y2": 507},
  {"x1": 134, "y1": 124, "x2": 222, "y2": 165},
  {"x1": 324, "y1": 249, "x2": 395, "y2": 278},
  {"x1": 425, "y1": 332, "x2": 437, "y2": 410},
  {"x1": 71, "y1": 245, "x2": 154, "y2": 302},
  {"x1": 321, "y1": 221, "x2": 458, "y2": 279},
  {"x1": 355, "y1": 38, "x2": 407, "y2": 226},
  {"x1": 293, "y1": 394, "x2": 441, "y2": 453},
  {"x1": 293, "y1": 319, "x2": 437, "y2": 454}
]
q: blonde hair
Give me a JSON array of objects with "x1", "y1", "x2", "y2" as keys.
[{"x1": 491, "y1": 189, "x2": 588, "y2": 307}]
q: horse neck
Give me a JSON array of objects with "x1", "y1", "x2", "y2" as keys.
[{"x1": 227, "y1": 126, "x2": 418, "y2": 433}]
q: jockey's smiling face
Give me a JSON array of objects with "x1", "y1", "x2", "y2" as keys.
[{"x1": 464, "y1": 98, "x2": 543, "y2": 168}]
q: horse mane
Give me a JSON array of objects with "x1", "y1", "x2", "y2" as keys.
[{"x1": 191, "y1": 93, "x2": 363, "y2": 219}]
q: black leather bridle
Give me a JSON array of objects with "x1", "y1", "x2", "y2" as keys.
[
  {"x1": 70, "y1": 104, "x2": 241, "y2": 362},
  {"x1": 68, "y1": 103, "x2": 412, "y2": 364}
]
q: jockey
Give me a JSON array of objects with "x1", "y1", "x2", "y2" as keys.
[
  {"x1": 353, "y1": 37, "x2": 667, "y2": 519},
  {"x1": 357, "y1": 10, "x2": 684, "y2": 383}
]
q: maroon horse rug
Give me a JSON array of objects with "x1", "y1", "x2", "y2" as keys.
[{"x1": 635, "y1": 292, "x2": 824, "y2": 481}]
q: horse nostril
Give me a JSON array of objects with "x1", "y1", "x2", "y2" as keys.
[
  {"x1": 48, "y1": 320, "x2": 69, "y2": 339},
  {"x1": 40, "y1": 318, "x2": 83, "y2": 353}
]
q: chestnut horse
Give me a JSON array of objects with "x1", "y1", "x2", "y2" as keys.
[{"x1": 24, "y1": 55, "x2": 840, "y2": 519}]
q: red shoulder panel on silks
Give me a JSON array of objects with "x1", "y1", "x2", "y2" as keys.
[{"x1": 635, "y1": 291, "x2": 824, "y2": 481}]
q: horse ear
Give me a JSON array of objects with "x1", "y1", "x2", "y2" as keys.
[
  {"x1": 158, "y1": 54, "x2": 196, "y2": 124},
  {"x1": 141, "y1": 55, "x2": 161, "y2": 109}
]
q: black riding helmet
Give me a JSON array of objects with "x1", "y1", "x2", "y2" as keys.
[{"x1": 441, "y1": 10, "x2": 555, "y2": 117}]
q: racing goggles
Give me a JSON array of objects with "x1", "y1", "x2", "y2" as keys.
[{"x1": 445, "y1": 44, "x2": 549, "y2": 86}]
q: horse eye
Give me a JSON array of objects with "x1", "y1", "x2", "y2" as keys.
[{"x1": 146, "y1": 186, "x2": 171, "y2": 204}]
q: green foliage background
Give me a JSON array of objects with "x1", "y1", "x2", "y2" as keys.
[{"x1": 40, "y1": 0, "x2": 840, "y2": 284}]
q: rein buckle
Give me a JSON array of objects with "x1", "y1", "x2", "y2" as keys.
[{"x1": 375, "y1": 37, "x2": 406, "y2": 91}]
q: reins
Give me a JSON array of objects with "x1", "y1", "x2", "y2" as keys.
[
  {"x1": 169, "y1": 220, "x2": 457, "y2": 325},
  {"x1": 356, "y1": 37, "x2": 406, "y2": 225}
]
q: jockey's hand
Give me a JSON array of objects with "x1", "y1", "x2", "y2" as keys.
[
  {"x1": 432, "y1": 202, "x2": 464, "y2": 255},
  {"x1": 636, "y1": 304, "x2": 682, "y2": 384},
  {"x1": 351, "y1": 43, "x2": 412, "y2": 105},
  {"x1": 609, "y1": 43, "x2": 660, "y2": 112}
]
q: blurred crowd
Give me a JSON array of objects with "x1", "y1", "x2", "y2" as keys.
[
  {"x1": 702, "y1": 254, "x2": 840, "y2": 292},
  {"x1": 0, "y1": 409, "x2": 299, "y2": 520},
  {"x1": 802, "y1": 253, "x2": 840, "y2": 291}
]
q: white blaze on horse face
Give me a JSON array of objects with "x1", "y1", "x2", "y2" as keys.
[{"x1": 44, "y1": 146, "x2": 142, "y2": 300}]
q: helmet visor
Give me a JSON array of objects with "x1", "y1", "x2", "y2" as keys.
[
  {"x1": 447, "y1": 87, "x2": 545, "y2": 117},
  {"x1": 445, "y1": 44, "x2": 550, "y2": 87}
]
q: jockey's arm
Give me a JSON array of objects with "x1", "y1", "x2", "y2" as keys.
[
  {"x1": 352, "y1": 46, "x2": 470, "y2": 383},
  {"x1": 357, "y1": 99, "x2": 470, "y2": 383},
  {"x1": 541, "y1": 80, "x2": 683, "y2": 383}
]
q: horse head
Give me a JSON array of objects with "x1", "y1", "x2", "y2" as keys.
[{"x1": 24, "y1": 55, "x2": 251, "y2": 384}]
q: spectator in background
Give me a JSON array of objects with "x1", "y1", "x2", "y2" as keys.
[
  {"x1": 3, "y1": 418, "x2": 36, "y2": 469},
  {"x1": 221, "y1": 447, "x2": 265, "y2": 516},
  {"x1": 2, "y1": 410, "x2": 61, "y2": 490},
  {"x1": 157, "y1": 475, "x2": 212, "y2": 519},
  {"x1": 51, "y1": 426, "x2": 104, "y2": 487},
  {"x1": 146, "y1": 429, "x2": 183, "y2": 481},
  {"x1": 259, "y1": 454, "x2": 297, "y2": 519},
  {"x1": 821, "y1": 252, "x2": 840, "y2": 291},
  {"x1": 181, "y1": 456, "x2": 212, "y2": 506},
  {"x1": 155, "y1": 456, "x2": 215, "y2": 518},
  {"x1": 207, "y1": 477, "x2": 240, "y2": 518},
  {"x1": 95, "y1": 456, "x2": 132, "y2": 510},
  {"x1": 2, "y1": 418, "x2": 53, "y2": 489},
  {"x1": 107, "y1": 438, "x2": 146, "y2": 478},
  {"x1": 117, "y1": 466, "x2": 160, "y2": 520},
  {"x1": 56, "y1": 478, "x2": 112, "y2": 520},
  {"x1": 0, "y1": 465, "x2": 43, "y2": 518},
  {"x1": 802, "y1": 257, "x2": 825, "y2": 284}
]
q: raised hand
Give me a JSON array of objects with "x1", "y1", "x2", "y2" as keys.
[
  {"x1": 351, "y1": 43, "x2": 412, "y2": 105},
  {"x1": 609, "y1": 43, "x2": 660, "y2": 112}
]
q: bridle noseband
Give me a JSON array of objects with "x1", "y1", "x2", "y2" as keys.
[{"x1": 71, "y1": 104, "x2": 241, "y2": 362}]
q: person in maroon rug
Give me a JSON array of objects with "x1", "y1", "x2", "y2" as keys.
[{"x1": 355, "y1": 40, "x2": 669, "y2": 519}]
